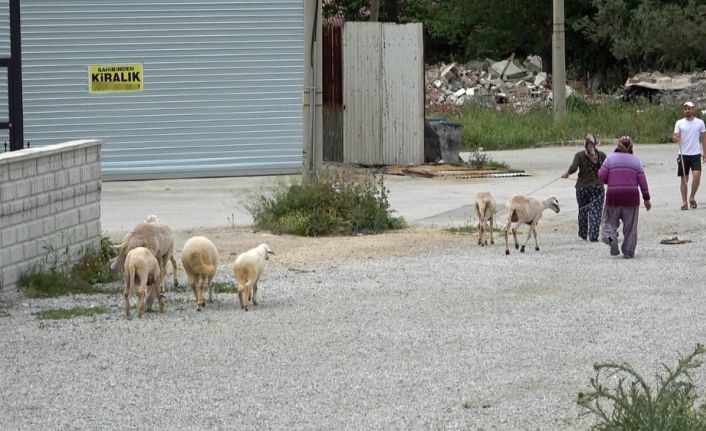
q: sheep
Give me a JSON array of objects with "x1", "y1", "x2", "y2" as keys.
[
  {"x1": 144, "y1": 215, "x2": 178, "y2": 288},
  {"x1": 503, "y1": 195, "x2": 560, "y2": 255},
  {"x1": 233, "y1": 244, "x2": 274, "y2": 311},
  {"x1": 181, "y1": 236, "x2": 219, "y2": 311},
  {"x1": 474, "y1": 191, "x2": 497, "y2": 246},
  {"x1": 123, "y1": 247, "x2": 162, "y2": 318},
  {"x1": 110, "y1": 220, "x2": 175, "y2": 311}
]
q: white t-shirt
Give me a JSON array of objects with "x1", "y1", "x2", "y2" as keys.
[{"x1": 674, "y1": 117, "x2": 706, "y2": 155}]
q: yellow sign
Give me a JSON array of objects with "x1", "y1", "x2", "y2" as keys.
[{"x1": 88, "y1": 64, "x2": 143, "y2": 93}]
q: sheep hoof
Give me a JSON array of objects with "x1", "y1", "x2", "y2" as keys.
[
  {"x1": 515, "y1": 244, "x2": 519, "y2": 250},
  {"x1": 490, "y1": 240, "x2": 494, "y2": 244},
  {"x1": 535, "y1": 246, "x2": 540, "y2": 251},
  {"x1": 520, "y1": 245, "x2": 526, "y2": 253},
  {"x1": 505, "y1": 250, "x2": 510, "y2": 255}
]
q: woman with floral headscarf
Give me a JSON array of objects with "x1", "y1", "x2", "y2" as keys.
[
  {"x1": 597, "y1": 136, "x2": 651, "y2": 258},
  {"x1": 561, "y1": 133, "x2": 606, "y2": 241}
]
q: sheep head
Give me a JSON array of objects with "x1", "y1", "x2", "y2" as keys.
[
  {"x1": 257, "y1": 243, "x2": 275, "y2": 260},
  {"x1": 544, "y1": 196, "x2": 560, "y2": 214}
]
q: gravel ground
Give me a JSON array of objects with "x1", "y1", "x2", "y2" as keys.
[
  {"x1": 3, "y1": 143, "x2": 706, "y2": 430},
  {"x1": 2, "y1": 205, "x2": 706, "y2": 430}
]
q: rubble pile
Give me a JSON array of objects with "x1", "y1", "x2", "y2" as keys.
[
  {"x1": 425, "y1": 55, "x2": 706, "y2": 113},
  {"x1": 623, "y1": 71, "x2": 706, "y2": 108},
  {"x1": 425, "y1": 55, "x2": 570, "y2": 114}
]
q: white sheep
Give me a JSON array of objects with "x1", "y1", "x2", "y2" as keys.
[
  {"x1": 474, "y1": 191, "x2": 497, "y2": 246},
  {"x1": 110, "y1": 220, "x2": 175, "y2": 310},
  {"x1": 123, "y1": 246, "x2": 162, "y2": 318},
  {"x1": 233, "y1": 244, "x2": 274, "y2": 311},
  {"x1": 144, "y1": 215, "x2": 179, "y2": 288},
  {"x1": 181, "y1": 236, "x2": 219, "y2": 311},
  {"x1": 503, "y1": 195, "x2": 560, "y2": 255}
]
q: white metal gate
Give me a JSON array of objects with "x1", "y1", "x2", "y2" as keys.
[{"x1": 343, "y1": 22, "x2": 423, "y2": 166}]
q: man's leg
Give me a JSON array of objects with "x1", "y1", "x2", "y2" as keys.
[{"x1": 690, "y1": 170, "x2": 701, "y2": 203}]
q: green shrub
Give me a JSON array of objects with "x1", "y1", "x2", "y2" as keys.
[
  {"x1": 19, "y1": 234, "x2": 120, "y2": 298},
  {"x1": 248, "y1": 173, "x2": 407, "y2": 236},
  {"x1": 578, "y1": 343, "x2": 706, "y2": 431}
]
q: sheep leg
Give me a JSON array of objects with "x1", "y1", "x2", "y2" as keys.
[
  {"x1": 503, "y1": 223, "x2": 511, "y2": 255},
  {"x1": 252, "y1": 282, "x2": 258, "y2": 306},
  {"x1": 197, "y1": 276, "x2": 206, "y2": 310},
  {"x1": 512, "y1": 227, "x2": 519, "y2": 250},
  {"x1": 207, "y1": 276, "x2": 214, "y2": 303},
  {"x1": 170, "y1": 254, "x2": 178, "y2": 288},
  {"x1": 532, "y1": 224, "x2": 540, "y2": 251},
  {"x1": 189, "y1": 277, "x2": 199, "y2": 307},
  {"x1": 135, "y1": 269, "x2": 148, "y2": 318},
  {"x1": 489, "y1": 219, "x2": 495, "y2": 244},
  {"x1": 520, "y1": 225, "x2": 534, "y2": 253},
  {"x1": 123, "y1": 272, "x2": 132, "y2": 319}
]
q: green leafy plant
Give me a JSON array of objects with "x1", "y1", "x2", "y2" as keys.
[
  {"x1": 248, "y1": 172, "x2": 406, "y2": 236},
  {"x1": 578, "y1": 343, "x2": 706, "y2": 431},
  {"x1": 20, "y1": 234, "x2": 120, "y2": 298},
  {"x1": 32, "y1": 305, "x2": 110, "y2": 320},
  {"x1": 468, "y1": 148, "x2": 509, "y2": 169}
]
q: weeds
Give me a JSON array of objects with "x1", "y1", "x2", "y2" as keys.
[
  {"x1": 468, "y1": 148, "x2": 509, "y2": 169},
  {"x1": 32, "y1": 305, "x2": 110, "y2": 320},
  {"x1": 19, "y1": 234, "x2": 120, "y2": 298},
  {"x1": 452, "y1": 98, "x2": 680, "y2": 151},
  {"x1": 248, "y1": 172, "x2": 407, "y2": 236},
  {"x1": 578, "y1": 343, "x2": 706, "y2": 430}
]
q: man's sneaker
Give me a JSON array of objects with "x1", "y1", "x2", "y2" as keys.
[{"x1": 609, "y1": 237, "x2": 620, "y2": 256}]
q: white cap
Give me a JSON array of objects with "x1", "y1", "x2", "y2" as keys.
[{"x1": 684, "y1": 101, "x2": 695, "y2": 108}]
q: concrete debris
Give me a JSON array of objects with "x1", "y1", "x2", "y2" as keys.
[
  {"x1": 425, "y1": 54, "x2": 569, "y2": 114},
  {"x1": 622, "y1": 71, "x2": 706, "y2": 106},
  {"x1": 426, "y1": 56, "x2": 706, "y2": 114}
]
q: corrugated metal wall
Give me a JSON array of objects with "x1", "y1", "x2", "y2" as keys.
[
  {"x1": 0, "y1": 0, "x2": 304, "y2": 179},
  {"x1": 342, "y1": 22, "x2": 422, "y2": 166}
]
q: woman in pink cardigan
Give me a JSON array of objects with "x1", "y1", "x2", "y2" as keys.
[{"x1": 598, "y1": 136, "x2": 652, "y2": 258}]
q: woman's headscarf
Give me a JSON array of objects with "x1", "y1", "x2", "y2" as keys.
[{"x1": 616, "y1": 135, "x2": 633, "y2": 153}]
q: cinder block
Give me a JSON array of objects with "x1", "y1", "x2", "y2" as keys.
[
  {"x1": 9, "y1": 164, "x2": 22, "y2": 180},
  {"x1": 79, "y1": 202, "x2": 100, "y2": 223},
  {"x1": 1, "y1": 226, "x2": 17, "y2": 247},
  {"x1": 62, "y1": 151, "x2": 75, "y2": 169},
  {"x1": 37, "y1": 157, "x2": 51, "y2": 174},
  {"x1": 73, "y1": 224, "x2": 88, "y2": 242},
  {"x1": 23, "y1": 158, "x2": 37, "y2": 176},
  {"x1": 86, "y1": 219, "x2": 101, "y2": 238},
  {"x1": 15, "y1": 224, "x2": 29, "y2": 243},
  {"x1": 75, "y1": 148, "x2": 86, "y2": 166},
  {"x1": 22, "y1": 196, "x2": 38, "y2": 212},
  {"x1": 0, "y1": 248, "x2": 9, "y2": 268},
  {"x1": 23, "y1": 241, "x2": 38, "y2": 260},
  {"x1": 56, "y1": 209, "x2": 79, "y2": 230},
  {"x1": 28, "y1": 219, "x2": 44, "y2": 239},
  {"x1": 68, "y1": 166, "x2": 82, "y2": 185},
  {"x1": 43, "y1": 217, "x2": 56, "y2": 233},
  {"x1": 1, "y1": 183, "x2": 15, "y2": 201},
  {"x1": 9, "y1": 244, "x2": 24, "y2": 264}
]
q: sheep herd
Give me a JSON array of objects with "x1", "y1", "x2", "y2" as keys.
[
  {"x1": 115, "y1": 194, "x2": 556, "y2": 318},
  {"x1": 112, "y1": 215, "x2": 274, "y2": 319}
]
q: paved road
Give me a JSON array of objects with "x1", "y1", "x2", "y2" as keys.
[{"x1": 101, "y1": 143, "x2": 685, "y2": 232}]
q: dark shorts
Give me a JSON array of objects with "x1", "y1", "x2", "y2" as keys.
[{"x1": 677, "y1": 154, "x2": 702, "y2": 176}]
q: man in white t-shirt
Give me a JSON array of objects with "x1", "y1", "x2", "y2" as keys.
[{"x1": 673, "y1": 101, "x2": 706, "y2": 210}]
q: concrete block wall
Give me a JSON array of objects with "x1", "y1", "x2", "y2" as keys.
[{"x1": 0, "y1": 139, "x2": 103, "y2": 290}]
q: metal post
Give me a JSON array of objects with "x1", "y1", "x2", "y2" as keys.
[
  {"x1": 552, "y1": 0, "x2": 567, "y2": 121},
  {"x1": 303, "y1": 0, "x2": 323, "y2": 178},
  {"x1": 9, "y1": 0, "x2": 23, "y2": 150}
]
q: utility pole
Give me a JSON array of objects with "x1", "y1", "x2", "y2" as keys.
[
  {"x1": 552, "y1": 0, "x2": 567, "y2": 121},
  {"x1": 303, "y1": 0, "x2": 323, "y2": 178}
]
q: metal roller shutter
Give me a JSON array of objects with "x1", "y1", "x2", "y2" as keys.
[{"x1": 4, "y1": 1, "x2": 304, "y2": 179}]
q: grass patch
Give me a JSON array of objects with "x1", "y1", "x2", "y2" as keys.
[
  {"x1": 32, "y1": 305, "x2": 111, "y2": 320},
  {"x1": 451, "y1": 97, "x2": 680, "y2": 151},
  {"x1": 248, "y1": 172, "x2": 407, "y2": 236},
  {"x1": 19, "y1": 234, "x2": 120, "y2": 298},
  {"x1": 578, "y1": 343, "x2": 706, "y2": 430}
]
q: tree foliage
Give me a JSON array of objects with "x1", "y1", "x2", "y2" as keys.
[{"x1": 323, "y1": 0, "x2": 706, "y2": 86}]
